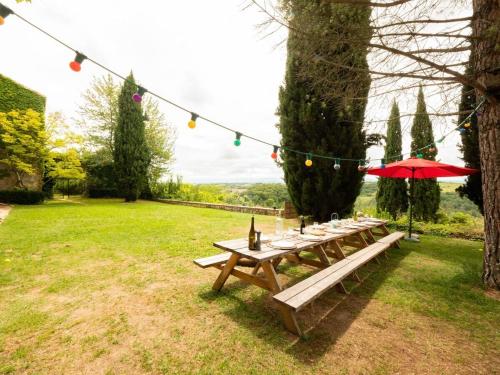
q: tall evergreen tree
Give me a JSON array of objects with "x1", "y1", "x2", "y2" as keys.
[
  {"x1": 113, "y1": 74, "x2": 150, "y2": 202},
  {"x1": 376, "y1": 101, "x2": 408, "y2": 219},
  {"x1": 410, "y1": 86, "x2": 440, "y2": 221},
  {"x1": 279, "y1": 2, "x2": 371, "y2": 221},
  {"x1": 456, "y1": 59, "x2": 482, "y2": 214}
]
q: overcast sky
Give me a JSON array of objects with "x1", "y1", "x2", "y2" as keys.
[{"x1": 0, "y1": 0, "x2": 467, "y2": 183}]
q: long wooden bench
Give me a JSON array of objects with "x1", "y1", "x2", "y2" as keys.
[
  {"x1": 273, "y1": 232, "x2": 404, "y2": 335},
  {"x1": 273, "y1": 242, "x2": 389, "y2": 313}
]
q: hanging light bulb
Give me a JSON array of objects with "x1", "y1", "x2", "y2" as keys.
[
  {"x1": 429, "y1": 145, "x2": 436, "y2": 153},
  {"x1": 417, "y1": 152, "x2": 424, "y2": 159},
  {"x1": 132, "y1": 86, "x2": 147, "y2": 103},
  {"x1": 305, "y1": 153, "x2": 312, "y2": 167},
  {"x1": 69, "y1": 52, "x2": 87, "y2": 72},
  {"x1": 464, "y1": 122, "x2": 471, "y2": 128},
  {"x1": 188, "y1": 113, "x2": 198, "y2": 129},
  {"x1": 458, "y1": 127, "x2": 466, "y2": 134},
  {"x1": 234, "y1": 132, "x2": 242, "y2": 146},
  {"x1": 271, "y1": 145, "x2": 279, "y2": 160},
  {"x1": 358, "y1": 160, "x2": 366, "y2": 172},
  {"x1": 381, "y1": 158, "x2": 386, "y2": 169},
  {"x1": 334, "y1": 158, "x2": 341, "y2": 171},
  {"x1": 0, "y1": 4, "x2": 13, "y2": 26}
]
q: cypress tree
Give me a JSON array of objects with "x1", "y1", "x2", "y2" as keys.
[
  {"x1": 113, "y1": 74, "x2": 150, "y2": 202},
  {"x1": 410, "y1": 86, "x2": 440, "y2": 221},
  {"x1": 456, "y1": 60, "x2": 482, "y2": 214},
  {"x1": 376, "y1": 101, "x2": 408, "y2": 219},
  {"x1": 279, "y1": 3, "x2": 371, "y2": 221}
]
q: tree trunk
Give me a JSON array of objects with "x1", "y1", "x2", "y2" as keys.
[{"x1": 473, "y1": 0, "x2": 500, "y2": 289}]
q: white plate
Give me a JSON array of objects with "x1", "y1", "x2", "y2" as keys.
[
  {"x1": 270, "y1": 241, "x2": 297, "y2": 250},
  {"x1": 325, "y1": 228, "x2": 350, "y2": 234},
  {"x1": 299, "y1": 234, "x2": 323, "y2": 242}
]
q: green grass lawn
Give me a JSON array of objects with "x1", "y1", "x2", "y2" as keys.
[{"x1": 0, "y1": 198, "x2": 498, "y2": 374}]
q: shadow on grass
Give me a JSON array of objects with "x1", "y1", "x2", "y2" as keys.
[{"x1": 199, "y1": 243, "x2": 413, "y2": 363}]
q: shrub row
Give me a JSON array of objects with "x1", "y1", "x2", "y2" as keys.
[
  {"x1": 87, "y1": 188, "x2": 119, "y2": 198},
  {"x1": 0, "y1": 190, "x2": 45, "y2": 204}
]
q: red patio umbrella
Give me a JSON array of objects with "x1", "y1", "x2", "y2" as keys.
[{"x1": 366, "y1": 157, "x2": 478, "y2": 240}]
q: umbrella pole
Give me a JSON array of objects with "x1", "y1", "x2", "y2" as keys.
[
  {"x1": 409, "y1": 169, "x2": 414, "y2": 238},
  {"x1": 405, "y1": 168, "x2": 419, "y2": 242}
]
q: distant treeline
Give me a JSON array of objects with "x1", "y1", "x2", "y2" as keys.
[{"x1": 153, "y1": 179, "x2": 480, "y2": 217}]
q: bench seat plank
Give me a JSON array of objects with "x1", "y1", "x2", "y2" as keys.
[
  {"x1": 377, "y1": 231, "x2": 404, "y2": 245},
  {"x1": 194, "y1": 253, "x2": 232, "y2": 268}
]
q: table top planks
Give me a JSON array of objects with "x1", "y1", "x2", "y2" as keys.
[{"x1": 213, "y1": 220, "x2": 387, "y2": 262}]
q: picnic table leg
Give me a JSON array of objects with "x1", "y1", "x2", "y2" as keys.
[
  {"x1": 251, "y1": 263, "x2": 261, "y2": 275},
  {"x1": 329, "y1": 240, "x2": 346, "y2": 259},
  {"x1": 261, "y1": 261, "x2": 283, "y2": 293},
  {"x1": 314, "y1": 245, "x2": 331, "y2": 266},
  {"x1": 364, "y1": 229, "x2": 376, "y2": 244},
  {"x1": 261, "y1": 261, "x2": 302, "y2": 336},
  {"x1": 212, "y1": 253, "x2": 240, "y2": 291},
  {"x1": 355, "y1": 232, "x2": 369, "y2": 248}
]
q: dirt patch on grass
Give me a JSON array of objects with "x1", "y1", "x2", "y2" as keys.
[
  {"x1": 0, "y1": 204, "x2": 11, "y2": 223},
  {"x1": 289, "y1": 295, "x2": 499, "y2": 374}
]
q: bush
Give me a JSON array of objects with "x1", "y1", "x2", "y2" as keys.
[
  {"x1": 87, "y1": 188, "x2": 119, "y2": 198},
  {"x1": 0, "y1": 189, "x2": 45, "y2": 204},
  {"x1": 54, "y1": 179, "x2": 86, "y2": 196},
  {"x1": 449, "y1": 211, "x2": 473, "y2": 224}
]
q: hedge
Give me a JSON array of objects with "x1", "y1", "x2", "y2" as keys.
[
  {"x1": 87, "y1": 188, "x2": 119, "y2": 198},
  {"x1": 0, "y1": 74, "x2": 46, "y2": 113},
  {"x1": 0, "y1": 190, "x2": 45, "y2": 204}
]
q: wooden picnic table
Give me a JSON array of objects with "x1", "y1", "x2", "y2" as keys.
[
  {"x1": 210, "y1": 219, "x2": 389, "y2": 292},
  {"x1": 195, "y1": 218, "x2": 397, "y2": 335}
]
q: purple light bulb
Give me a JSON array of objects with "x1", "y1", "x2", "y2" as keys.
[{"x1": 132, "y1": 93, "x2": 142, "y2": 103}]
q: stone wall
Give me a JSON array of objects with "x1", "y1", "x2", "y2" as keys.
[
  {"x1": 0, "y1": 166, "x2": 42, "y2": 191},
  {"x1": 155, "y1": 199, "x2": 298, "y2": 218}
]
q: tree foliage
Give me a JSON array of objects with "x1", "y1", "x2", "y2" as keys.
[
  {"x1": 410, "y1": 86, "x2": 440, "y2": 222},
  {"x1": 113, "y1": 74, "x2": 150, "y2": 202},
  {"x1": 376, "y1": 101, "x2": 408, "y2": 219},
  {"x1": 456, "y1": 60, "x2": 482, "y2": 214},
  {"x1": 78, "y1": 74, "x2": 175, "y2": 187},
  {"x1": 279, "y1": 1, "x2": 371, "y2": 221},
  {"x1": 0, "y1": 109, "x2": 46, "y2": 188}
]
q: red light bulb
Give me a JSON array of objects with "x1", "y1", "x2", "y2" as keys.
[
  {"x1": 69, "y1": 52, "x2": 86, "y2": 73},
  {"x1": 271, "y1": 152, "x2": 278, "y2": 159},
  {"x1": 69, "y1": 61, "x2": 81, "y2": 72}
]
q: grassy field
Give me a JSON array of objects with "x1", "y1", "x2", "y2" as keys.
[{"x1": 0, "y1": 198, "x2": 498, "y2": 374}]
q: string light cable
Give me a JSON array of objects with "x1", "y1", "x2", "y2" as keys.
[{"x1": 2, "y1": 3, "x2": 486, "y2": 168}]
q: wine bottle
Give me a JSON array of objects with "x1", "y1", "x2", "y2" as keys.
[
  {"x1": 248, "y1": 216, "x2": 256, "y2": 250},
  {"x1": 300, "y1": 216, "x2": 306, "y2": 234}
]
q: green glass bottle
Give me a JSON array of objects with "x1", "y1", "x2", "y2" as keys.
[{"x1": 248, "y1": 216, "x2": 256, "y2": 250}]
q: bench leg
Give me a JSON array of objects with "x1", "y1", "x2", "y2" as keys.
[
  {"x1": 278, "y1": 306, "x2": 302, "y2": 336},
  {"x1": 212, "y1": 253, "x2": 240, "y2": 291},
  {"x1": 335, "y1": 281, "x2": 348, "y2": 294},
  {"x1": 393, "y1": 240, "x2": 401, "y2": 249},
  {"x1": 352, "y1": 271, "x2": 361, "y2": 282}
]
